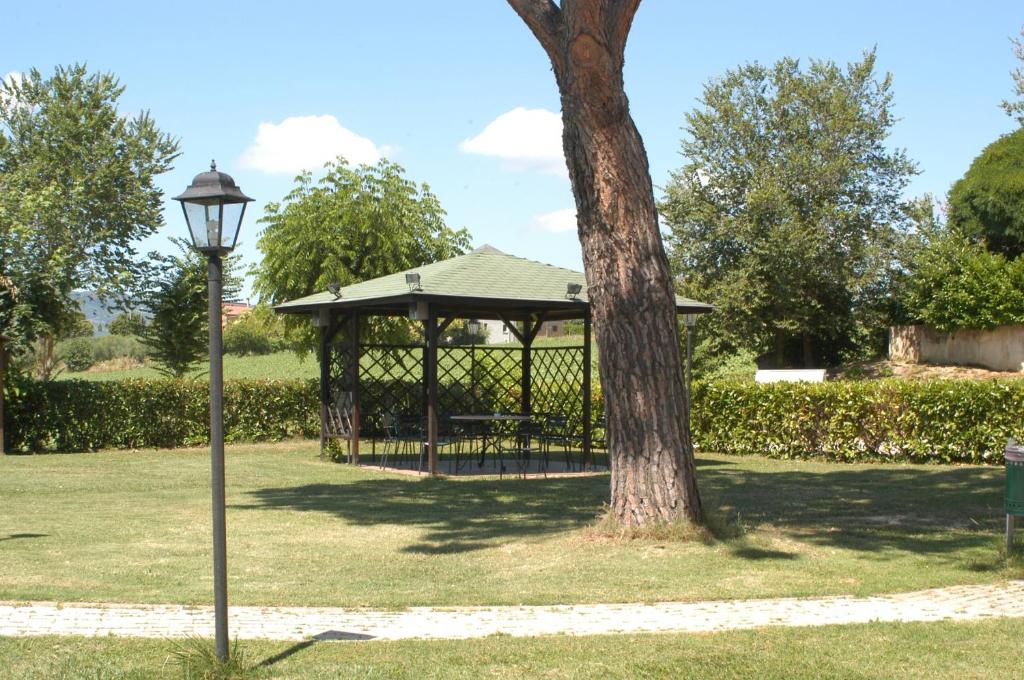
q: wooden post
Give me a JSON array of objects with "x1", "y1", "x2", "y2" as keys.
[
  {"x1": 522, "y1": 321, "x2": 533, "y2": 416},
  {"x1": 349, "y1": 312, "x2": 361, "y2": 465},
  {"x1": 582, "y1": 311, "x2": 592, "y2": 470},
  {"x1": 319, "y1": 318, "x2": 331, "y2": 462},
  {"x1": 425, "y1": 306, "x2": 439, "y2": 475}
]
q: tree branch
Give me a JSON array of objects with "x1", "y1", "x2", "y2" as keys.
[
  {"x1": 507, "y1": 0, "x2": 565, "y2": 71},
  {"x1": 608, "y1": 0, "x2": 641, "y2": 53}
]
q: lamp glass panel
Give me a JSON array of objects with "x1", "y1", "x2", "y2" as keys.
[
  {"x1": 221, "y1": 202, "x2": 245, "y2": 251},
  {"x1": 183, "y1": 202, "x2": 217, "y2": 249}
]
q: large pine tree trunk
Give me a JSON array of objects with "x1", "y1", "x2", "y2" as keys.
[{"x1": 509, "y1": 0, "x2": 702, "y2": 526}]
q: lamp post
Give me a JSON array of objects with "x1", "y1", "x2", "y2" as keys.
[
  {"x1": 173, "y1": 161, "x2": 252, "y2": 661},
  {"x1": 683, "y1": 313, "x2": 698, "y2": 436}
]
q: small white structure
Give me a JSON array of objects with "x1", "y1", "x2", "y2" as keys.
[
  {"x1": 755, "y1": 369, "x2": 826, "y2": 383},
  {"x1": 477, "y1": 318, "x2": 569, "y2": 345}
]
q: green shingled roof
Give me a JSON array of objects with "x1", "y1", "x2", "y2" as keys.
[{"x1": 275, "y1": 248, "x2": 712, "y2": 313}]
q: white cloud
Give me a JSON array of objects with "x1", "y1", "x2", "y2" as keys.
[
  {"x1": 459, "y1": 107, "x2": 566, "y2": 176},
  {"x1": 533, "y1": 208, "x2": 577, "y2": 233},
  {"x1": 238, "y1": 114, "x2": 384, "y2": 174}
]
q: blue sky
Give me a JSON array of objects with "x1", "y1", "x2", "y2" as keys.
[{"x1": 4, "y1": 1, "x2": 1022, "y2": 299}]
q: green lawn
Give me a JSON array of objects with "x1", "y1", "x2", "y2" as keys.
[
  {"x1": 61, "y1": 351, "x2": 320, "y2": 382},
  {"x1": 0, "y1": 443, "x2": 1018, "y2": 608},
  {"x1": 3, "y1": 619, "x2": 1023, "y2": 679},
  {"x1": 60, "y1": 336, "x2": 594, "y2": 382}
]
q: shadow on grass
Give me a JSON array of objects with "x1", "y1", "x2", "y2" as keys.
[
  {"x1": 700, "y1": 461, "x2": 1007, "y2": 567},
  {"x1": 730, "y1": 547, "x2": 798, "y2": 560},
  {"x1": 238, "y1": 475, "x2": 610, "y2": 554},
  {"x1": 0, "y1": 533, "x2": 48, "y2": 542},
  {"x1": 239, "y1": 457, "x2": 1007, "y2": 564},
  {"x1": 257, "y1": 631, "x2": 375, "y2": 669}
]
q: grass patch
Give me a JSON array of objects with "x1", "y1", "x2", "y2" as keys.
[
  {"x1": 0, "y1": 443, "x2": 1019, "y2": 608},
  {"x1": 167, "y1": 637, "x2": 255, "y2": 680},
  {"x1": 2, "y1": 619, "x2": 1024, "y2": 678},
  {"x1": 586, "y1": 503, "x2": 742, "y2": 543},
  {"x1": 60, "y1": 351, "x2": 319, "y2": 381}
]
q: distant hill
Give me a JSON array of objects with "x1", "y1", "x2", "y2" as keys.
[{"x1": 71, "y1": 291, "x2": 134, "y2": 336}]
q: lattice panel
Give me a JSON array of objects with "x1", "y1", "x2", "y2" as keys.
[
  {"x1": 323, "y1": 340, "x2": 590, "y2": 439},
  {"x1": 328, "y1": 343, "x2": 352, "y2": 396},
  {"x1": 359, "y1": 345, "x2": 424, "y2": 432},
  {"x1": 437, "y1": 346, "x2": 522, "y2": 415},
  {"x1": 531, "y1": 346, "x2": 585, "y2": 429}
]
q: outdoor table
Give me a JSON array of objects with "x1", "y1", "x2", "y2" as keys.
[{"x1": 450, "y1": 414, "x2": 532, "y2": 475}]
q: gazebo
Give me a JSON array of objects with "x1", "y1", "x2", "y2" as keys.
[{"x1": 275, "y1": 246, "x2": 711, "y2": 475}]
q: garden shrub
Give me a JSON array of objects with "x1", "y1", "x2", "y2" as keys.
[
  {"x1": 57, "y1": 338, "x2": 95, "y2": 372},
  {"x1": 223, "y1": 305, "x2": 292, "y2": 356},
  {"x1": 5, "y1": 372, "x2": 1024, "y2": 465},
  {"x1": 91, "y1": 335, "x2": 148, "y2": 363},
  {"x1": 692, "y1": 378, "x2": 1024, "y2": 464},
  {"x1": 3, "y1": 378, "x2": 318, "y2": 451},
  {"x1": 54, "y1": 335, "x2": 149, "y2": 374}
]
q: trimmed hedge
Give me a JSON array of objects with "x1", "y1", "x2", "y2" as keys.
[
  {"x1": 4, "y1": 379, "x2": 319, "y2": 451},
  {"x1": 693, "y1": 379, "x2": 1024, "y2": 464},
  {"x1": 4, "y1": 375, "x2": 1023, "y2": 465}
]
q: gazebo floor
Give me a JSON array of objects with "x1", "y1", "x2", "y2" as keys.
[{"x1": 354, "y1": 455, "x2": 607, "y2": 478}]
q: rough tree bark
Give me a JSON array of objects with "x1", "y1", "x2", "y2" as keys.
[{"x1": 507, "y1": 0, "x2": 703, "y2": 526}]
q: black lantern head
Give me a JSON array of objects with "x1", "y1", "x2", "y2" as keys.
[{"x1": 174, "y1": 161, "x2": 253, "y2": 254}]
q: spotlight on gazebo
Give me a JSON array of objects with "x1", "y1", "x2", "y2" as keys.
[
  {"x1": 406, "y1": 272, "x2": 422, "y2": 291},
  {"x1": 566, "y1": 282, "x2": 582, "y2": 299},
  {"x1": 327, "y1": 282, "x2": 342, "y2": 299}
]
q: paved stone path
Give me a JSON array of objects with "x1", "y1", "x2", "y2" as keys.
[{"x1": 1, "y1": 581, "x2": 1022, "y2": 642}]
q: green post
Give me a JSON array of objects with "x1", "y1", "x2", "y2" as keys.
[{"x1": 1005, "y1": 441, "x2": 1024, "y2": 553}]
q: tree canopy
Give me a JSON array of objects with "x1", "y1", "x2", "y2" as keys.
[
  {"x1": 902, "y1": 220, "x2": 1024, "y2": 332},
  {"x1": 661, "y1": 50, "x2": 917, "y2": 366},
  {"x1": 947, "y1": 128, "x2": 1024, "y2": 258},
  {"x1": 0, "y1": 63, "x2": 178, "y2": 450},
  {"x1": 138, "y1": 240, "x2": 241, "y2": 378},
  {"x1": 253, "y1": 158, "x2": 470, "y2": 350},
  {"x1": 0, "y1": 64, "x2": 179, "y2": 347}
]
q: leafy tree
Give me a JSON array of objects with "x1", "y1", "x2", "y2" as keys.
[
  {"x1": 440, "y1": 319, "x2": 488, "y2": 346},
  {"x1": 253, "y1": 157, "x2": 470, "y2": 351},
  {"x1": 661, "y1": 50, "x2": 918, "y2": 368},
  {"x1": 947, "y1": 128, "x2": 1024, "y2": 258},
  {"x1": 0, "y1": 64, "x2": 178, "y2": 450},
  {"x1": 31, "y1": 309, "x2": 94, "y2": 380},
  {"x1": 58, "y1": 337, "x2": 95, "y2": 372},
  {"x1": 0, "y1": 275, "x2": 30, "y2": 449},
  {"x1": 508, "y1": 0, "x2": 704, "y2": 526},
  {"x1": 223, "y1": 304, "x2": 291, "y2": 356},
  {"x1": 108, "y1": 311, "x2": 147, "y2": 337},
  {"x1": 902, "y1": 201, "x2": 1024, "y2": 332},
  {"x1": 139, "y1": 240, "x2": 241, "y2": 378},
  {"x1": 1003, "y1": 27, "x2": 1024, "y2": 126}
]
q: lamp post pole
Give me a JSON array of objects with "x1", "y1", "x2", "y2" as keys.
[
  {"x1": 683, "y1": 314, "x2": 696, "y2": 436},
  {"x1": 207, "y1": 253, "x2": 229, "y2": 661},
  {"x1": 174, "y1": 161, "x2": 252, "y2": 663}
]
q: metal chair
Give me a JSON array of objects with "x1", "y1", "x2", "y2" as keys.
[
  {"x1": 378, "y1": 412, "x2": 403, "y2": 469},
  {"x1": 539, "y1": 412, "x2": 574, "y2": 472},
  {"x1": 505, "y1": 417, "x2": 542, "y2": 478}
]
